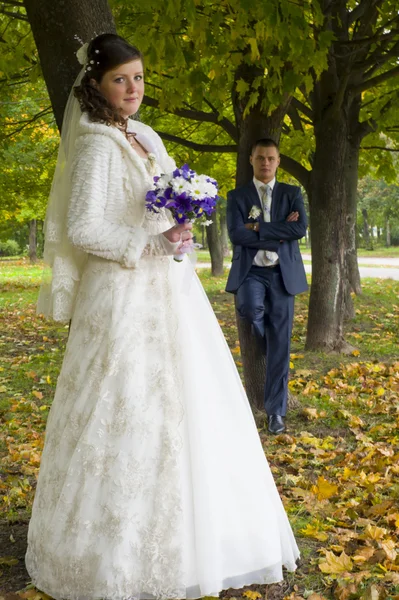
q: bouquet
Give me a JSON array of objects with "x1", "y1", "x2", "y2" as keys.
[{"x1": 146, "y1": 164, "x2": 218, "y2": 261}]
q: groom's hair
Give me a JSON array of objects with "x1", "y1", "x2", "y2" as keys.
[{"x1": 251, "y1": 138, "x2": 280, "y2": 155}]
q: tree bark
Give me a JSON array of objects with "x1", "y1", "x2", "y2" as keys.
[
  {"x1": 219, "y1": 211, "x2": 230, "y2": 257},
  {"x1": 306, "y1": 82, "x2": 349, "y2": 352},
  {"x1": 24, "y1": 0, "x2": 116, "y2": 131},
  {"x1": 362, "y1": 208, "x2": 372, "y2": 250},
  {"x1": 344, "y1": 139, "x2": 362, "y2": 296},
  {"x1": 205, "y1": 212, "x2": 224, "y2": 276},
  {"x1": 29, "y1": 219, "x2": 37, "y2": 263},
  {"x1": 234, "y1": 299, "x2": 266, "y2": 412},
  {"x1": 385, "y1": 219, "x2": 391, "y2": 247}
]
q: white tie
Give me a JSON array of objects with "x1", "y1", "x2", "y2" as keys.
[
  {"x1": 260, "y1": 184, "x2": 278, "y2": 264},
  {"x1": 260, "y1": 184, "x2": 272, "y2": 221}
]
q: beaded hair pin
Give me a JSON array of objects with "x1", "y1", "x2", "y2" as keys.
[{"x1": 74, "y1": 35, "x2": 101, "y2": 71}]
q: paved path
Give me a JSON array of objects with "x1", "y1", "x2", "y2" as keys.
[
  {"x1": 303, "y1": 264, "x2": 399, "y2": 281},
  {"x1": 197, "y1": 261, "x2": 399, "y2": 280},
  {"x1": 301, "y1": 254, "x2": 399, "y2": 266}
]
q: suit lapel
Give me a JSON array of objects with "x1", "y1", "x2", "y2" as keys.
[
  {"x1": 271, "y1": 181, "x2": 280, "y2": 221},
  {"x1": 246, "y1": 181, "x2": 264, "y2": 222}
]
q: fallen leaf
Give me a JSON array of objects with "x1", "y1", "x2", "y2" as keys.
[
  {"x1": 312, "y1": 476, "x2": 338, "y2": 500},
  {"x1": 319, "y1": 551, "x2": 353, "y2": 574},
  {"x1": 0, "y1": 556, "x2": 18, "y2": 566},
  {"x1": 243, "y1": 592, "x2": 262, "y2": 600}
]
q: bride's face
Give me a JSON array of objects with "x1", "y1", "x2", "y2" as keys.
[{"x1": 97, "y1": 59, "x2": 144, "y2": 118}]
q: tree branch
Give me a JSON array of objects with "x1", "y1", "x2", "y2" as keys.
[
  {"x1": 279, "y1": 154, "x2": 311, "y2": 191},
  {"x1": 4, "y1": 106, "x2": 53, "y2": 137},
  {"x1": 143, "y1": 95, "x2": 237, "y2": 141},
  {"x1": 291, "y1": 97, "x2": 313, "y2": 121},
  {"x1": 1, "y1": 0, "x2": 25, "y2": 5},
  {"x1": 351, "y1": 65, "x2": 399, "y2": 95},
  {"x1": 156, "y1": 130, "x2": 237, "y2": 153},
  {"x1": 361, "y1": 146, "x2": 399, "y2": 152},
  {"x1": 360, "y1": 39, "x2": 399, "y2": 77},
  {"x1": 287, "y1": 105, "x2": 304, "y2": 132},
  {"x1": 0, "y1": 7, "x2": 28, "y2": 20},
  {"x1": 348, "y1": 0, "x2": 381, "y2": 26}
]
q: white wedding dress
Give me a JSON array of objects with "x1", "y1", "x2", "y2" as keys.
[{"x1": 26, "y1": 151, "x2": 299, "y2": 600}]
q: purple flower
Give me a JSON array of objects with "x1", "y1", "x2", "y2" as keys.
[{"x1": 145, "y1": 163, "x2": 219, "y2": 225}]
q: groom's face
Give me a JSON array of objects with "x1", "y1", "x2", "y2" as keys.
[{"x1": 250, "y1": 145, "x2": 280, "y2": 183}]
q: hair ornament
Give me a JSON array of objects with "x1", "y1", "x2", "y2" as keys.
[{"x1": 76, "y1": 42, "x2": 89, "y2": 66}]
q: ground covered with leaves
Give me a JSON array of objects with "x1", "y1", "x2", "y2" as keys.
[{"x1": 0, "y1": 259, "x2": 398, "y2": 600}]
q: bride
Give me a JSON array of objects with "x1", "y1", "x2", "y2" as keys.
[{"x1": 26, "y1": 33, "x2": 300, "y2": 600}]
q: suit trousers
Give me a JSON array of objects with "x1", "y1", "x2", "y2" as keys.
[{"x1": 236, "y1": 265, "x2": 294, "y2": 416}]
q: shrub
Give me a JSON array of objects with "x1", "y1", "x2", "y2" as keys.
[{"x1": 0, "y1": 239, "x2": 21, "y2": 256}]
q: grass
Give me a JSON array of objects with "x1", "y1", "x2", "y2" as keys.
[{"x1": 1, "y1": 259, "x2": 399, "y2": 600}]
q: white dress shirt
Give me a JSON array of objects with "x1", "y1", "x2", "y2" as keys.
[{"x1": 252, "y1": 177, "x2": 279, "y2": 267}]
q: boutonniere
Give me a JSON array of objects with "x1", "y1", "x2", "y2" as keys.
[{"x1": 248, "y1": 205, "x2": 262, "y2": 220}]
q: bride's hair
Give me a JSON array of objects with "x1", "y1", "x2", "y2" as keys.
[{"x1": 74, "y1": 33, "x2": 143, "y2": 127}]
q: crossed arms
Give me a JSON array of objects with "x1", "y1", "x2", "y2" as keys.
[{"x1": 226, "y1": 187, "x2": 308, "y2": 250}]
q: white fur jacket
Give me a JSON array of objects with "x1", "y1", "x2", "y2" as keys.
[{"x1": 67, "y1": 113, "x2": 180, "y2": 267}]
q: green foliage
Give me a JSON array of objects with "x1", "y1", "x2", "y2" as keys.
[
  {"x1": 0, "y1": 12, "x2": 56, "y2": 249},
  {"x1": 0, "y1": 239, "x2": 20, "y2": 256},
  {"x1": 112, "y1": 0, "x2": 329, "y2": 180},
  {"x1": 357, "y1": 176, "x2": 399, "y2": 246}
]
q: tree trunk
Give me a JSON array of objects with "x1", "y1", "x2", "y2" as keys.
[
  {"x1": 306, "y1": 111, "x2": 349, "y2": 352},
  {"x1": 386, "y1": 219, "x2": 391, "y2": 247},
  {"x1": 205, "y1": 213, "x2": 224, "y2": 276},
  {"x1": 24, "y1": 0, "x2": 116, "y2": 131},
  {"x1": 219, "y1": 211, "x2": 230, "y2": 257},
  {"x1": 344, "y1": 141, "x2": 361, "y2": 296},
  {"x1": 235, "y1": 298, "x2": 266, "y2": 412},
  {"x1": 201, "y1": 226, "x2": 207, "y2": 249},
  {"x1": 29, "y1": 219, "x2": 37, "y2": 263},
  {"x1": 362, "y1": 209, "x2": 372, "y2": 250}
]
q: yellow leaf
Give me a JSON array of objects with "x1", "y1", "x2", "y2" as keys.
[
  {"x1": 352, "y1": 349, "x2": 360, "y2": 356},
  {"x1": 311, "y1": 476, "x2": 338, "y2": 500},
  {"x1": 46, "y1": 375, "x2": 51, "y2": 384},
  {"x1": 243, "y1": 592, "x2": 262, "y2": 600},
  {"x1": 300, "y1": 523, "x2": 328, "y2": 541},
  {"x1": 231, "y1": 346, "x2": 240, "y2": 355},
  {"x1": 353, "y1": 546, "x2": 375, "y2": 563},
  {"x1": 32, "y1": 390, "x2": 43, "y2": 400},
  {"x1": 364, "y1": 584, "x2": 382, "y2": 600},
  {"x1": 364, "y1": 524, "x2": 387, "y2": 541},
  {"x1": 0, "y1": 556, "x2": 19, "y2": 566},
  {"x1": 381, "y1": 539, "x2": 397, "y2": 561},
  {"x1": 289, "y1": 361, "x2": 294, "y2": 369},
  {"x1": 376, "y1": 387, "x2": 385, "y2": 396},
  {"x1": 303, "y1": 407, "x2": 319, "y2": 420},
  {"x1": 319, "y1": 551, "x2": 353, "y2": 574},
  {"x1": 0, "y1": 385, "x2": 7, "y2": 393}
]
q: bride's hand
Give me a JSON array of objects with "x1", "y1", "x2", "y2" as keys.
[{"x1": 163, "y1": 221, "x2": 193, "y2": 244}]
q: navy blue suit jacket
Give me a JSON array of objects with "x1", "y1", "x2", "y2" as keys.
[{"x1": 225, "y1": 180, "x2": 308, "y2": 295}]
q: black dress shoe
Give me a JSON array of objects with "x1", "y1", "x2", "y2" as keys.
[{"x1": 268, "y1": 414, "x2": 285, "y2": 434}]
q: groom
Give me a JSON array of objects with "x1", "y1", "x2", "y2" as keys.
[{"x1": 226, "y1": 138, "x2": 308, "y2": 434}]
